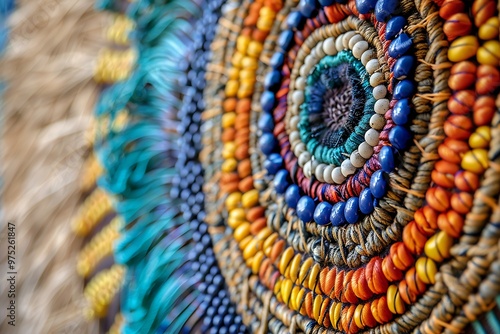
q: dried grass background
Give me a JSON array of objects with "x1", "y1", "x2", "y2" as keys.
[{"x1": 0, "y1": 1, "x2": 110, "y2": 332}]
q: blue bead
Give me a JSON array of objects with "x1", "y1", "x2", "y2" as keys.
[
  {"x1": 278, "y1": 30, "x2": 294, "y2": 51},
  {"x1": 388, "y1": 33, "x2": 412, "y2": 58},
  {"x1": 370, "y1": 170, "x2": 389, "y2": 198},
  {"x1": 356, "y1": 0, "x2": 377, "y2": 14},
  {"x1": 379, "y1": 145, "x2": 395, "y2": 172},
  {"x1": 285, "y1": 185, "x2": 301, "y2": 209},
  {"x1": 375, "y1": 0, "x2": 398, "y2": 22},
  {"x1": 318, "y1": 0, "x2": 335, "y2": 5},
  {"x1": 314, "y1": 202, "x2": 333, "y2": 225},
  {"x1": 296, "y1": 196, "x2": 315, "y2": 222},
  {"x1": 344, "y1": 197, "x2": 360, "y2": 224},
  {"x1": 393, "y1": 79, "x2": 415, "y2": 100},
  {"x1": 385, "y1": 16, "x2": 406, "y2": 40},
  {"x1": 274, "y1": 169, "x2": 290, "y2": 194},
  {"x1": 258, "y1": 112, "x2": 274, "y2": 133},
  {"x1": 392, "y1": 55, "x2": 415, "y2": 80},
  {"x1": 389, "y1": 125, "x2": 412, "y2": 150},
  {"x1": 264, "y1": 153, "x2": 283, "y2": 175},
  {"x1": 270, "y1": 52, "x2": 285, "y2": 69},
  {"x1": 259, "y1": 133, "x2": 277, "y2": 155},
  {"x1": 286, "y1": 11, "x2": 304, "y2": 30},
  {"x1": 392, "y1": 98, "x2": 411, "y2": 125},
  {"x1": 299, "y1": 0, "x2": 318, "y2": 18},
  {"x1": 260, "y1": 91, "x2": 276, "y2": 113},
  {"x1": 264, "y1": 70, "x2": 282, "y2": 92},
  {"x1": 359, "y1": 188, "x2": 375, "y2": 214},
  {"x1": 330, "y1": 202, "x2": 347, "y2": 226}
]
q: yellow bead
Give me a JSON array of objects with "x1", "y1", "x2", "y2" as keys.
[
  {"x1": 259, "y1": 6, "x2": 275, "y2": 18},
  {"x1": 234, "y1": 222, "x2": 250, "y2": 241},
  {"x1": 222, "y1": 112, "x2": 236, "y2": 128},
  {"x1": 229, "y1": 208, "x2": 246, "y2": 221},
  {"x1": 239, "y1": 69, "x2": 255, "y2": 81},
  {"x1": 296, "y1": 288, "x2": 306, "y2": 314},
  {"x1": 330, "y1": 302, "x2": 342, "y2": 330},
  {"x1": 479, "y1": 17, "x2": 499, "y2": 40},
  {"x1": 469, "y1": 126, "x2": 491, "y2": 149},
  {"x1": 241, "y1": 56, "x2": 258, "y2": 70},
  {"x1": 247, "y1": 41, "x2": 263, "y2": 58},
  {"x1": 256, "y1": 227, "x2": 272, "y2": 241},
  {"x1": 274, "y1": 277, "x2": 282, "y2": 298},
  {"x1": 289, "y1": 254, "x2": 302, "y2": 282},
  {"x1": 239, "y1": 235, "x2": 253, "y2": 250},
  {"x1": 279, "y1": 247, "x2": 294, "y2": 275},
  {"x1": 231, "y1": 51, "x2": 245, "y2": 68},
  {"x1": 281, "y1": 278, "x2": 293, "y2": 305},
  {"x1": 448, "y1": 36, "x2": 479, "y2": 62},
  {"x1": 236, "y1": 35, "x2": 251, "y2": 54},
  {"x1": 387, "y1": 284, "x2": 405, "y2": 314},
  {"x1": 308, "y1": 263, "x2": 321, "y2": 293},
  {"x1": 263, "y1": 233, "x2": 278, "y2": 256},
  {"x1": 290, "y1": 285, "x2": 301, "y2": 311},
  {"x1": 228, "y1": 67, "x2": 240, "y2": 80},
  {"x1": 416, "y1": 257, "x2": 437, "y2": 284},
  {"x1": 242, "y1": 189, "x2": 259, "y2": 208},
  {"x1": 252, "y1": 251, "x2": 265, "y2": 274},
  {"x1": 243, "y1": 238, "x2": 259, "y2": 260},
  {"x1": 225, "y1": 191, "x2": 241, "y2": 210},
  {"x1": 313, "y1": 294, "x2": 323, "y2": 321},
  {"x1": 225, "y1": 80, "x2": 239, "y2": 97},
  {"x1": 461, "y1": 149, "x2": 489, "y2": 174},
  {"x1": 424, "y1": 231, "x2": 454, "y2": 262},
  {"x1": 228, "y1": 216, "x2": 244, "y2": 229},
  {"x1": 222, "y1": 158, "x2": 237, "y2": 173},
  {"x1": 298, "y1": 257, "x2": 313, "y2": 286},
  {"x1": 477, "y1": 40, "x2": 500, "y2": 66},
  {"x1": 257, "y1": 16, "x2": 274, "y2": 31},
  {"x1": 222, "y1": 142, "x2": 237, "y2": 159},
  {"x1": 354, "y1": 304, "x2": 365, "y2": 329}
]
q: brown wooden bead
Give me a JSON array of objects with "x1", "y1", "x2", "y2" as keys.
[
  {"x1": 448, "y1": 61, "x2": 476, "y2": 90},
  {"x1": 439, "y1": 0, "x2": 465, "y2": 20},
  {"x1": 448, "y1": 90, "x2": 475, "y2": 115},
  {"x1": 451, "y1": 192, "x2": 473, "y2": 214},
  {"x1": 444, "y1": 13, "x2": 472, "y2": 41},
  {"x1": 454, "y1": 170, "x2": 480, "y2": 192},
  {"x1": 444, "y1": 115, "x2": 473, "y2": 140}
]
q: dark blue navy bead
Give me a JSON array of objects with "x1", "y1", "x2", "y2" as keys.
[
  {"x1": 258, "y1": 112, "x2": 274, "y2": 133},
  {"x1": 393, "y1": 55, "x2": 415, "y2": 80},
  {"x1": 344, "y1": 197, "x2": 360, "y2": 224},
  {"x1": 299, "y1": 0, "x2": 318, "y2": 18},
  {"x1": 359, "y1": 188, "x2": 375, "y2": 214},
  {"x1": 330, "y1": 202, "x2": 347, "y2": 226},
  {"x1": 274, "y1": 169, "x2": 290, "y2": 194},
  {"x1": 389, "y1": 125, "x2": 412, "y2": 150},
  {"x1": 388, "y1": 33, "x2": 412, "y2": 58},
  {"x1": 285, "y1": 184, "x2": 301, "y2": 209},
  {"x1": 375, "y1": 0, "x2": 398, "y2": 22},
  {"x1": 264, "y1": 153, "x2": 283, "y2": 175},
  {"x1": 379, "y1": 145, "x2": 396, "y2": 172},
  {"x1": 296, "y1": 196, "x2": 315, "y2": 222},
  {"x1": 356, "y1": 0, "x2": 377, "y2": 14},
  {"x1": 385, "y1": 16, "x2": 406, "y2": 40},
  {"x1": 318, "y1": 0, "x2": 335, "y2": 5},
  {"x1": 259, "y1": 133, "x2": 277, "y2": 155},
  {"x1": 313, "y1": 202, "x2": 332, "y2": 225},
  {"x1": 260, "y1": 91, "x2": 276, "y2": 113},
  {"x1": 370, "y1": 170, "x2": 389, "y2": 198},
  {"x1": 278, "y1": 29, "x2": 294, "y2": 51},
  {"x1": 270, "y1": 52, "x2": 285, "y2": 69},
  {"x1": 393, "y1": 80, "x2": 415, "y2": 100},
  {"x1": 392, "y1": 98, "x2": 411, "y2": 125},
  {"x1": 286, "y1": 11, "x2": 304, "y2": 30},
  {"x1": 264, "y1": 70, "x2": 282, "y2": 92}
]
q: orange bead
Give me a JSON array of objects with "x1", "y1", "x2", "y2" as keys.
[
  {"x1": 403, "y1": 221, "x2": 428, "y2": 255},
  {"x1": 390, "y1": 242, "x2": 415, "y2": 270},
  {"x1": 426, "y1": 187, "x2": 451, "y2": 212},
  {"x1": 270, "y1": 239, "x2": 285, "y2": 262},
  {"x1": 438, "y1": 138, "x2": 470, "y2": 164},
  {"x1": 448, "y1": 90, "x2": 475, "y2": 115},
  {"x1": 382, "y1": 256, "x2": 403, "y2": 282},
  {"x1": 451, "y1": 192, "x2": 473, "y2": 214},
  {"x1": 454, "y1": 170, "x2": 480, "y2": 192},
  {"x1": 472, "y1": 0, "x2": 496, "y2": 27},
  {"x1": 443, "y1": 115, "x2": 473, "y2": 140},
  {"x1": 473, "y1": 105, "x2": 495, "y2": 126},
  {"x1": 439, "y1": 0, "x2": 465, "y2": 20},
  {"x1": 352, "y1": 268, "x2": 373, "y2": 300},
  {"x1": 448, "y1": 61, "x2": 476, "y2": 90},
  {"x1": 476, "y1": 65, "x2": 500, "y2": 95},
  {"x1": 437, "y1": 210, "x2": 464, "y2": 237},
  {"x1": 223, "y1": 98, "x2": 237, "y2": 112},
  {"x1": 246, "y1": 206, "x2": 265, "y2": 221},
  {"x1": 371, "y1": 296, "x2": 393, "y2": 323},
  {"x1": 366, "y1": 257, "x2": 388, "y2": 294},
  {"x1": 401, "y1": 267, "x2": 426, "y2": 303},
  {"x1": 414, "y1": 206, "x2": 438, "y2": 234},
  {"x1": 444, "y1": 13, "x2": 472, "y2": 41},
  {"x1": 431, "y1": 160, "x2": 460, "y2": 188}
]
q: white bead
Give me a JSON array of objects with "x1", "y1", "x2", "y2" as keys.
[
  {"x1": 366, "y1": 59, "x2": 380, "y2": 74},
  {"x1": 294, "y1": 142, "x2": 306, "y2": 157},
  {"x1": 361, "y1": 49, "x2": 375, "y2": 65},
  {"x1": 369, "y1": 114, "x2": 386, "y2": 130},
  {"x1": 352, "y1": 41, "x2": 369, "y2": 59},
  {"x1": 374, "y1": 99, "x2": 390, "y2": 114},
  {"x1": 292, "y1": 91, "x2": 304, "y2": 105},
  {"x1": 291, "y1": 104, "x2": 300, "y2": 116},
  {"x1": 299, "y1": 64, "x2": 309, "y2": 77},
  {"x1": 289, "y1": 130, "x2": 300, "y2": 144},
  {"x1": 342, "y1": 31, "x2": 356, "y2": 49},
  {"x1": 365, "y1": 129, "x2": 380, "y2": 146},
  {"x1": 296, "y1": 77, "x2": 306, "y2": 90},
  {"x1": 304, "y1": 54, "x2": 316, "y2": 69},
  {"x1": 332, "y1": 166, "x2": 346, "y2": 184},
  {"x1": 304, "y1": 160, "x2": 313, "y2": 178},
  {"x1": 369, "y1": 72, "x2": 384, "y2": 87},
  {"x1": 323, "y1": 37, "x2": 337, "y2": 56},
  {"x1": 335, "y1": 34, "x2": 344, "y2": 51},
  {"x1": 372, "y1": 85, "x2": 387, "y2": 100},
  {"x1": 298, "y1": 151, "x2": 311, "y2": 167},
  {"x1": 315, "y1": 41, "x2": 326, "y2": 58},
  {"x1": 315, "y1": 163, "x2": 326, "y2": 182},
  {"x1": 350, "y1": 151, "x2": 365, "y2": 168},
  {"x1": 341, "y1": 159, "x2": 356, "y2": 177},
  {"x1": 348, "y1": 34, "x2": 364, "y2": 49},
  {"x1": 323, "y1": 165, "x2": 334, "y2": 183},
  {"x1": 358, "y1": 142, "x2": 374, "y2": 159},
  {"x1": 290, "y1": 115, "x2": 300, "y2": 128}
]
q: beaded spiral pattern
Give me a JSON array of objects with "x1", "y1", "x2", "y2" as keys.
[{"x1": 74, "y1": 0, "x2": 500, "y2": 333}]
